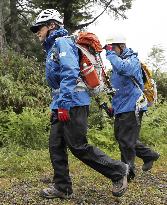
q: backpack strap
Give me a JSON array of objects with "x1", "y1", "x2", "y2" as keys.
[
  {"x1": 131, "y1": 77, "x2": 148, "y2": 125},
  {"x1": 76, "y1": 44, "x2": 97, "y2": 65},
  {"x1": 131, "y1": 77, "x2": 143, "y2": 94},
  {"x1": 131, "y1": 77, "x2": 147, "y2": 105}
]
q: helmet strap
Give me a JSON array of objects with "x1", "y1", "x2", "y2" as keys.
[{"x1": 46, "y1": 21, "x2": 59, "y2": 37}]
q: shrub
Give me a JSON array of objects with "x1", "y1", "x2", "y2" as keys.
[
  {"x1": 0, "y1": 51, "x2": 50, "y2": 113},
  {"x1": 154, "y1": 70, "x2": 167, "y2": 100},
  {"x1": 140, "y1": 102, "x2": 167, "y2": 145},
  {"x1": 0, "y1": 108, "x2": 50, "y2": 149},
  {"x1": 88, "y1": 102, "x2": 167, "y2": 154},
  {"x1": 88, "y1": 123, "x2": 118, "y2": 155}
]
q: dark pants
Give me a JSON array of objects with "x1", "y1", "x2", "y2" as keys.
[
  {"x1": 114, "y1": 111, "x2": 158, "y2": 178},
  {"x1": 49, "y1": 106, "x2": 126, "y2": 194}
]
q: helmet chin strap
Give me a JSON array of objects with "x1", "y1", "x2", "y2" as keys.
[{"x1": 46, "y1": 22, "x2": 60, "y2": 37}]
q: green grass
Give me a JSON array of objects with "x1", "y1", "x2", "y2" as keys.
[{"x1": 0, "y1": 144, "x2": 167, "y2": 205}]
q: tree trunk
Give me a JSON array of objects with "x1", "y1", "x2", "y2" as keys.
[
  {"x1": 0, "y1": 0, "x2": 7, "y2": 53},
  {"x1": 10, "y1": 0, "x2": 20, "y2": 52},
  {"x1": 61, "y1": 1, "x2": 75, "y2": 34}
]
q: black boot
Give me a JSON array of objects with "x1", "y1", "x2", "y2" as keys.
[{"x1": 142, "y1": 153, "x2": 160, "y2": 171}]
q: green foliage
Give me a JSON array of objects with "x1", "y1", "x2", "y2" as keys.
[
  {"x1": 88, "y1": 123, "x2": 118, "y2": 155},
  {"x1": 0, "y1": 51, "x2": 50, "y2": 113},
  {"x1": 88, "y1": 98, "x2": 105, "y2": 130},
  {"x1": 154, "y1": 70, "x2": 167, "y2": 100},
  {"x1": 88, "y1": 94, "x2": 112, "y2": 130},
  {"x1": 146, "y1": 45, "x2": 167, "y2": 100},
  {"x1": 1, "y1": 101, "x2": 166, "y2": 154},
  {"x1": 141, "y1": 102, "x2": 167, "y2": 146},
  {"x1": 146, "y1": 45, "x2": 167, "y2": 72},
  {"x1": 88, "y1": 101, "x2": 167, "y2": 155},
  {"x1": 0, "y1": 145, "x2": 51, "y2": 178},
  {"x1": 0, "y1": 108, "x2": 50, "y2": 149}
]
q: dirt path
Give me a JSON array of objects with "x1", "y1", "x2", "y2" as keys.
[{"x1": 1, "y1": 161, "x2": 167, "y2": 205}]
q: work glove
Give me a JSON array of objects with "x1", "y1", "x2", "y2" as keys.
[
  {"x1": 99, "y1": 102, "x2": 114, "y2": 118},
  {"x1": 58, "y1": 108, "x2": 70, "y2": 122},
  {"x1": 107, "y1": 107, "x2": 114, "y2": 118},
  {"x1": 103, "y1": 44, "x2": 113, "y2": 51}
]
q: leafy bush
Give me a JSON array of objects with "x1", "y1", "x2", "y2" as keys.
[
  {"x1": 0, "y1": 51, "x2": 50, "y2": 113},
  {"x1": 141, "y1": 102, "x2": 167, "y2": 146},
  {"x1": 154, "y1": 70, "x2": 167, "y2": 100},
  {"x1": 88, "y1": 94, "x2": 112, "y2": 130},
  {"x1": 0, "y1": 51, "x2": 166, "y2": 152},
  {"x1": 88, "y1": 101, "x2": 167, "y2": 154},
  {"x1": 0, "y1": 108, "x2": 50, "y2": 149},
  {"x1": 88, "y1": 122, "x2": 118, "y2": 155}
]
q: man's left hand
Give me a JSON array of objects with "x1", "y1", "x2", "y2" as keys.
[{"x1": 103, "y1": 44, "x2": 113, "y2": 51}]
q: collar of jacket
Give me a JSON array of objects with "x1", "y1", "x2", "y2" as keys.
[
  {"x1": 43, "y1": 28, "x2": 68, "y2": 53},
  {"x1": 120, "y1": 48, "x2": 138, "y2": 59}
]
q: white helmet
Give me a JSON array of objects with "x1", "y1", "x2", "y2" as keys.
[
  {"x1": 106, "y1": 33, "x2": 126, "y2": 44},
  {"x1": 30, "y1": 9, "x2": 63, "y2": 33}
]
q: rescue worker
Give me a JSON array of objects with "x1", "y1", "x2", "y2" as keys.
[
  {"x1": 104, "y1": 34, "x2": 160, "y2": 182},
  {"x1": 30, "y1": 9, "x2": 129, "y2": 199}
]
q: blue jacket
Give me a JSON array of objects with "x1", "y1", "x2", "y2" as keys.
[
  {"x1": 106, "y1": 48, "x2": 147, "y2": 114},
  {"x1": 43, "y1": 28, "x2": 90, "y2": 110}
]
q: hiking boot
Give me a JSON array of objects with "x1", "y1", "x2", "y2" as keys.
[
  {"x1": 142, "y1": 153, "x2": 160, "y2": 172},
  {"x1": 40, "y1": 186, "x2": 73, "y2": 199},
  {"x1": 112, "y1": 164, "x2": 129, "y2": 197}
]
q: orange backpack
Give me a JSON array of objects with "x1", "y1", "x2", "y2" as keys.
[{"x1": 75, "y1": 32, "x2": 104, "y2": 90}]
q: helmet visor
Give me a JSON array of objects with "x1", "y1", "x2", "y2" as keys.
[{"x1": 30, "y1": 23, "x2": 46, "y2": 33}]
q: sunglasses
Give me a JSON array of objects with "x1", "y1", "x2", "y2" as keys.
[{"x1": 35, "y1": 24, "x2": 47, "y2": 33}]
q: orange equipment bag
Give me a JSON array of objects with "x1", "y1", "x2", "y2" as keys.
[
  {"x1": 76, "y1": 32, "x2": 103, "y2": 89},
  {"x1": 80, "y1": 53, "x2": 100, "y2": 89},
  {"x1": 76, "y1": 32, "x2": 103, "y2": 53}
]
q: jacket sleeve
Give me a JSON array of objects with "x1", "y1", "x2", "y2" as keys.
[
  {"x1": 106, "y1": 50, "x2": 140, "y2": 77},
  {"x1": 56, "y1": 38, "x2": 79, "y2": 110}
]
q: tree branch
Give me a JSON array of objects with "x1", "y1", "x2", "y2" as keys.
[
  {"x1": 74, "y1": 0, "x2": 113, "y2": 30},
  {"x1": 111, "y1": 7, "x2": 127, "y2": 19},
  {"x1": 17, "y1": 11, "x2": 29, "y2": 24},
  {"x1": 17, "y1": 0, "x2": 25, "y2": 9}
]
